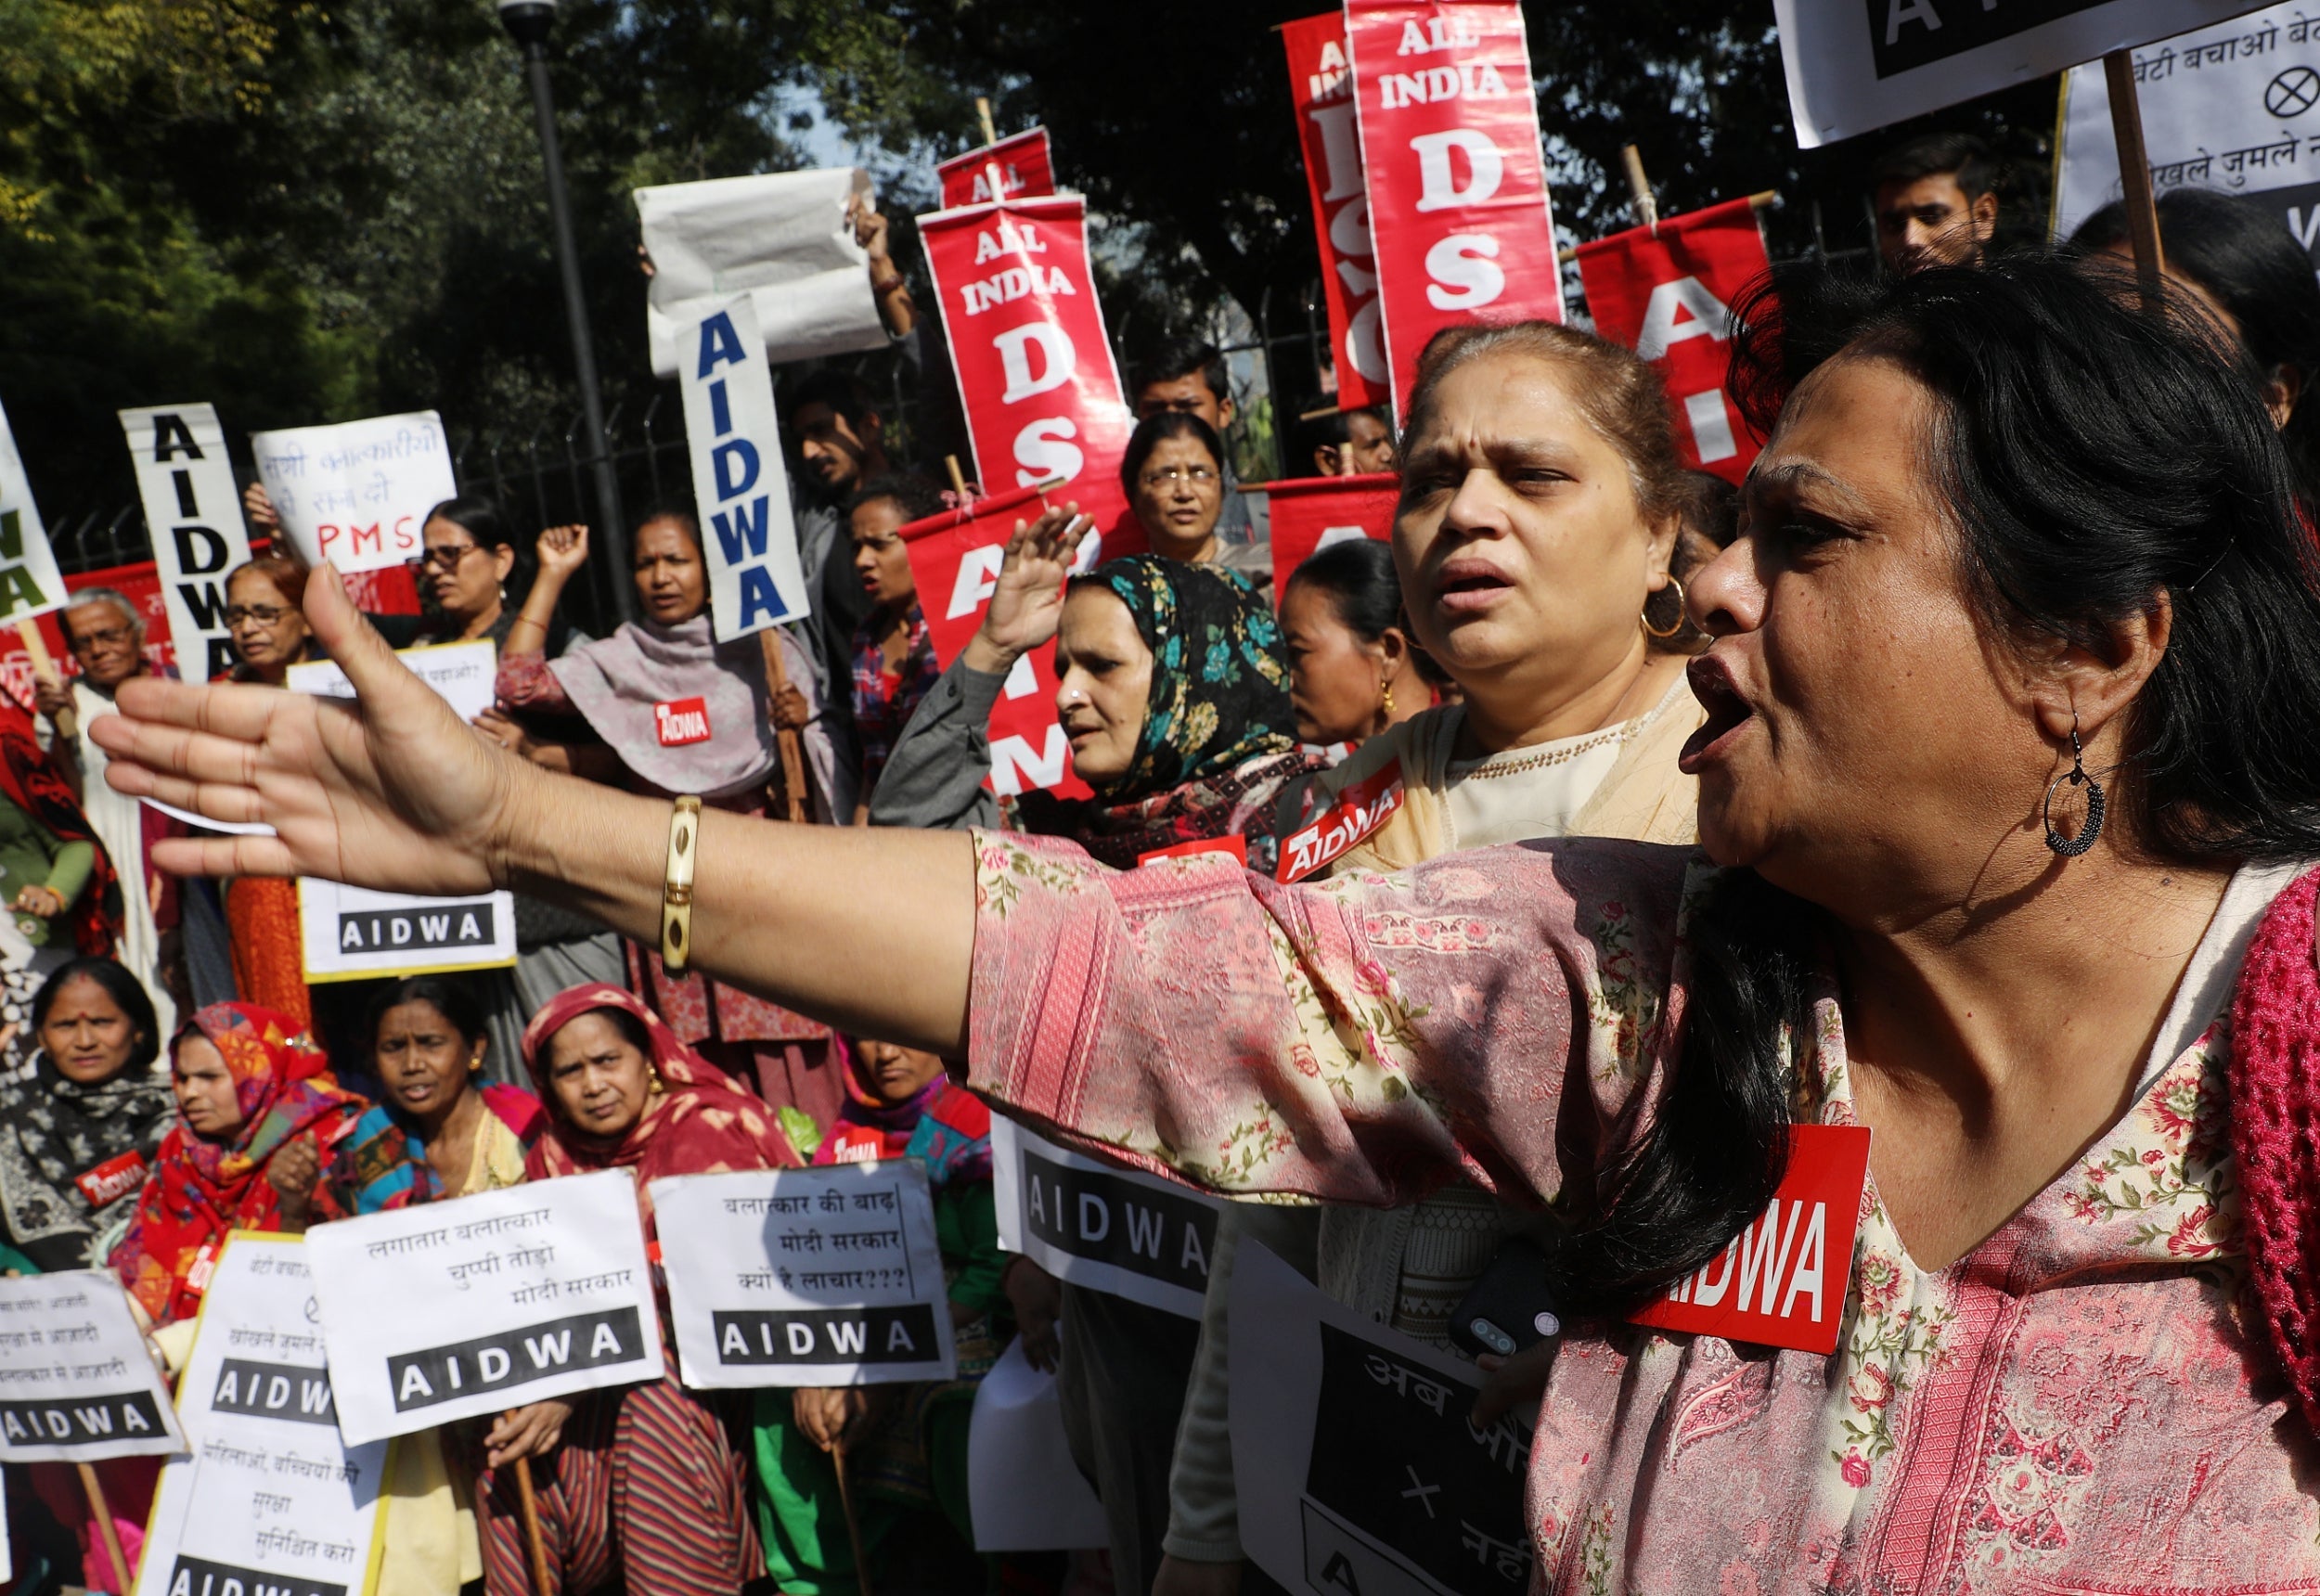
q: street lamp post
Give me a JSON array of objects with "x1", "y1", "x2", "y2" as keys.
[{"x1": 496, "y1": 0, "x2": 632, "y2": 624}]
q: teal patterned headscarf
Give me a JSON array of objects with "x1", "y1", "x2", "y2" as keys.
[{"x1": 1076, "y1": 556, "x2": 1295, "y2": 803}]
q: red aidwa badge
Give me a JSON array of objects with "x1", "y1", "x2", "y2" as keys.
[
  {"x1": 73, "y1": 1149, "x2": 147, "y2": 1209},
  {"x1": 654, "y1": 696, "x2": 712, "y2": 747},
  {"x1": 1628, "y1": 1124, "x2": 1872, "y2": 1356},
  {"x1": 1277, "y1": 759, "x2": 1405, "y2": 883},
  {"x1": 1137, "y1": 836, "x2": 1249, "y2": 869}
]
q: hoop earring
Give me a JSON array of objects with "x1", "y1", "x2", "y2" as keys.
[
  {"x1": 1642, "y1": 574, "x2": 1688, "y2": 639},
  {"x1": 2043, "y1": 719, "x2": 2107, "y2": 856}
]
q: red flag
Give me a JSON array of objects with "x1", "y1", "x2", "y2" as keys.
[
  {"x1": 1261, "y1": 472, "x2": 1399, "y2": 611},
  {"x1": 1282, "y1": 14, "x2": 1386, "y2": 411},
  {"x1": 898, "y1": 483, "x2": 1134, "y2": 802},
  {"x1": 1575, "y1": 198, "x2": 1772, "y2": 484},
  {"x1": 934, "y1": 129, "x2": 1057, "y2": 211},
  {"x1": 1347, "y1": 0, "x2": 1566, "y2": 412},
  {"x1": 919, "y1": 196, "x2": 1139, "y2": 547}
]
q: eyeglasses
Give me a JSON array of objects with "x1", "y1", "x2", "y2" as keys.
[
  {"x1": 224, "y1": 604, "x2": 292, "y2": 626},
  {"x1": 1139, "y1": 465, "x2": 1218, "y2": 490},
  {"x1": 409, "y1": 542, "x2": 482, "y2": 573}
]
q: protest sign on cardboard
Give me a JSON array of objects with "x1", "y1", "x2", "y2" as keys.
[
  {"x1": 1347, "y1": 0, "x2": 1566, "y2": 410},
  {"x1": 677, "y1": 297, "x2": 814, "y2": 640},
  {"x1": 1261, "y1": 472, "x2": 1399, "y2": 611},
  {"x1": 251, "y1": 413, "x2": 458, "y2": 575},
  {"x1": 1230, "y1": 1240, "x2": 1529, "y2": 1596},
  {"x1": 651, "y1": 1162, "x2": 954, "y2": 1389},
  {"x1": 2054, "y1": 5, "x2": 2320, "y2": 254},
  {"x1": 936, "y1": 129, "x2": 1058, "y2": 210},
  {"x1": 990, "y1": 1118, "x2": 1220, "y2": 1319},
  {"x1": 638, "y1": 168, "x2": 891, "y2": 379},
  {"x1": 1284, "y1": 14, "x2": 1387, "y2": 411},
  {"x1": 290, "y1": 642, "x2": 516, "y2": 982},
  {"x1": 1576, "y1": 198, "x2": 1773, "y2": 483},
  {"x1": 1774, "y1": 0, "x2": 2269, "y2": 148},
  {"x1": 0, "y1": 1270, "x2": 184, "y2": 1462},
  {"x1": 918, "y1": 194, "x2": 1138, "y2": 534},
  {"x1": 0, "y1": 399, "x2": 73, "y2": 627},
  {"x1": 135, "y1": 1235, "x2": 386, "y2": 1596},
  {"x1": 304, "y1": 1171, "x2": 662, "y2": 1446},
  {"x1": 117, "y1": 405, "x2": 255, "y2": 685}
]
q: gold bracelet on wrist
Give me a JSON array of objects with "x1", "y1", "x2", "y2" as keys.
[{"x1": 662, "y1": 795, "x2": 702, "y2": 973}]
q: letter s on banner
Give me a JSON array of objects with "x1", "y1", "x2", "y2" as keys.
[
  {"x1": 1347, "y1": 0, "x2": 1565, "y2": 411},
  {"x1": 1574, "y1": 197, "x2": 1774, "y2": 484}
]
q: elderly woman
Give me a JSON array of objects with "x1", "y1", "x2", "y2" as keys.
[
  {"x1": 1122, "y1": 411, "x2": 1271, "y2": 577},
  {"x1": 475, "y1": 984, "x2": 797, "y2": 1596},
  {"x1": 94, "y1": 255, "x2": 2320, "y2": 1588}
]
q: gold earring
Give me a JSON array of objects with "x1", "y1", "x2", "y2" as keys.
[
  {"x1": 468, "y1": 1051, "x2": 483, "y2": 1075},
  {"x1": 1380, "y1": 684, "x2": 1397, "y2": 717},
  {"x1": 1642, "y1": 574, "x2": 1688, "y2": 639}
]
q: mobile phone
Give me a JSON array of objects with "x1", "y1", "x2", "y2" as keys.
[{"x1": 1447, "y1": 1237, "x2": 1563, "y2": 1360}]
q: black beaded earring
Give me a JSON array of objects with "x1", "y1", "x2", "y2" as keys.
[{"x1": 2043, "y1": 719, "x2": 2106, "y2": 857}]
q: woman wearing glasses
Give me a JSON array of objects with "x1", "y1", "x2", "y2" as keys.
[
  {"x1": 408, "y1": 497, "x2": 584, "y2": 656},
  {"x1": 1123, "y1": 413, "x2": 1272, "y2": 579}
]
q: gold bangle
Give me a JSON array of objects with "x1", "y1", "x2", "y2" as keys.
[{"x1": 662, "y1": 795, "x2": 702, "y2": 973}]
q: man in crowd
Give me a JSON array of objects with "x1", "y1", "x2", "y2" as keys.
[
  {"x1": 32, "y1": 591, "x2": 180, "y2": 1033},
  {"x1": 1133, "y1": 337, "x2": 1259, "y2": 547},
  {"x1": 1870, "y1": 132, "x2": 1999, "y2": 274},
  {"x1": 1308, "y1": 403, "x2": 1395, "y2": 477}
]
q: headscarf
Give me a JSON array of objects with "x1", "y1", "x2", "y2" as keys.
[
  {"x1": 337, "y1": 1082, "x2": 547, "y2": 1215},
  {"x1": 0, "y1": 1049, "x2": 174, "y2": 1262},
  {"x1": 814, "y1": 1037, "x2": 944, "y2": 1165},
  {"x1": 545, "y1": 614, "x2": 817, "y2": 799},
  {"x1": 0, "y1": 701, "x2": 122, "y2": 957},
  {"x1": 113, "y1": 1004, "x2": 367, "y2": 1321},
  {"x1": 519, "y1": 985, "x2": 797, "y2": 1221},
  {"x1": 1013, "y1": 557, "x2": 1315, "y2": 870}
]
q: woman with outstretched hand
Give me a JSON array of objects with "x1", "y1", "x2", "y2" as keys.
[{"x1": 90, "y1": 257, "x2": 2320, "y2": 1587}]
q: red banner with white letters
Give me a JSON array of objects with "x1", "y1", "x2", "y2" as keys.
[
  {"x1": 1347, "y1": 0, "x2": 1566, "y2": 412},
  {"x1": 934, "y1": 128, "x2": 1058, "y2": 211},
  {"x1": 898, "y1": 483, "x2": 1133, "y2": 802},
  {"x1": 919, "y1": 195, "x2": 1138, "y2": 547},
  {"x1": 1283, "y1": 14, "x2": 1387, "y2": 412},
  {"x1": 1575, "y1": 198, "x2": 1772, "y2": 485},
  {"x1": 1260, "y1": 472, "x2": 1400, "y2": 611}
]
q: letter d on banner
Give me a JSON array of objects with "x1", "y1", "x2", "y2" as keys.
[
  {"x1": 676, "y1": 298, "x2": 813, "y2": 640},
  {"x1": 118, "y1": 404, "x2": 254, "y2": 684}
]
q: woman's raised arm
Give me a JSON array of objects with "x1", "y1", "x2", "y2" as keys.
[{"x1": 91, "y1": 563, "x2": 981, "y2": 1053}]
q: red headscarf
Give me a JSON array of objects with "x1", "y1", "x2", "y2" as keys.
[
  {"x1": 0, "y1": 699, "x2": 121, "y2": 957},
  {"x1": 113, "y1": 1004, "x2": 367, "y2": 1321},
  {"x1": 519, "y1": 985, "x2": 797, "y2": 1227}
]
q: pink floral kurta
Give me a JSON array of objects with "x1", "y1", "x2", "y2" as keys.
[{"x1": 963, "y1": 831, "x2": 2320, "y2": 1592}]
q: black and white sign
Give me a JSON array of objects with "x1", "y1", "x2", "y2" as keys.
[
  {"x1": 651, "y1": 1162, "x2": 953, "y2": 1388},
  {"x1": 135, "y1": 1236, "x2": 385, "y2": 1596},
  {"x1": 303, "y1": 1171, "x2": 663, "y2": 1446},
  {"x1": 1774, "y1": 0, "x2": 2272, "y2": 148},
  {"x1": 0, "y1": 1270, "x2": 184, "y2": 1462},
  {"x1": 117, "y1": 404, "x2": 254, "y2": 685},
  {"x1": 677, "y1": 296, "x2": 814, "y2": 640},
  {"x1": 290, "y1": 643, "x2": 518, "y2": 982},
  {"x1": 250, "y1": 411, "x2": 458, "y2": 575},
  {"x1": 1229, "y1": 1242, "x2": 1530, "y2": 1596},
  {"x1": 2055, "y1": 5, "x2": 2320, "y2": 254},
  {"x1": 990, "y1": 1118, "x2": 1220, "y2": 1319}
]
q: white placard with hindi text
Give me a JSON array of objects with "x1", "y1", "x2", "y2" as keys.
[
  {"x1": 135, "y1": 1235, "x2": 386, "y2": 1596},
  {"x1": 117, "y1": 404, "x2": 254, "y2": 686},
  {"x1": 1773, "y1": 0, "x2": 2270, "y2": 148},
  {"x1": 0, "y1": 1269, "x2": 184, "y2": 1462},
  {"x1": 0, "y1": 397, "x2": 72, "y2": 627},
  {"x1": 303, "y1": 1171, "x2": 663, "y2": 1447},
  {"x1": 651, "y1": 1162, "x2": 953, "y2": 1388},
  {"x1": 989, "y1": 1117, "x2": 1220, "y2": 1319},
  {"x1": 2055, "y1": 6, "x2": 2320, "y2": 251},
  {"x1": 677, "y1": 296, "x2": 813, "y2": 641},
  {"x1": 251, "y1": 411, "x2": 457, "y2": 574},
  {"x1": 290, "y1": 642, "x2": 517, "y2": 982}
]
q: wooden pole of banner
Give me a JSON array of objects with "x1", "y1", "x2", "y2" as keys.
[
  {"x1": 2102, "y1": 49, "x2": 2167, "y2": 311},
  {"x1": 512, "y1": 1454, "x2": 553, "y2": 1596},
  {"x1": 15, "y1": 620, "x2": 73, "y2": 740},
  {"x1": 1620, "y1": 144, "x2": 1658, "y2": 233},
  {"x1": 78, "y1": 1462, "x2": 133, "y2": 1596},
  {"x1": 831, "y1": 1438, "x2": 875, "y2": 1596},
  {"x1": 944, "y1": 454, "x2": 970, "y2": 500},
  {"x1": 975, "y1": 97, "x2": 999, "y2": 148},
  {"x1": 759, "y1": 632, "x2": 813, "y2": 823}
]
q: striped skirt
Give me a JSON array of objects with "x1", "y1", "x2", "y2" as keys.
[{"x1": 477, "y1": 1378, "x2": 763, "y2": 1596}]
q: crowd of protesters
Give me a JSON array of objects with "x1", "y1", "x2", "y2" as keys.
[{"x1": 7, "y1": 123, "x2": 2320, "y2": 1596}]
